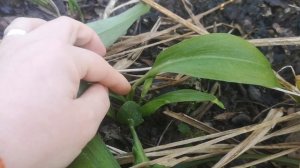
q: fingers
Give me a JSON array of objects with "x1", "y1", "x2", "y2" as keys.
[
  {"x1": 4, "y1": 17, "x2": 46, "y2": 37},
  {"x1": 74, "y1": 84, "x2": 109, "y2": 139},
  {"x1": 31, "y1": 16, "x2": 106, "y2": 56},
  {"x1": 70, "y1": 46, "x2": 131, "y2": 95},
  {"x1": 2, "y1": 16, "x2": 129, "y2": 95},
  {"x1": 3, "y1": 17, "x2": 105, "y2": 56}
]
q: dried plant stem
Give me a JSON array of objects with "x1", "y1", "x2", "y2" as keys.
[
  {"x1": 181, "y1": 0, "x2": 208, "y2": 33},
  {"x1": 103, "y1": 0, "x2": 118, "y2": 18},
  {"x1": 195, "y1": 0, "x2": 235, "y2": 20},
  {"x1": 261, "y1": 124, "x2": 300, "y2": 142},
  {"x1": 164, "y1": 110, "x2": 220, "y2": 134},
  {"x1": 163, "y1": 110, "x2": 239, "y2": 144},
  {"x1": 117, "y1": 143, "x2": 300, "y2": 165},
  {"x1": 155, "y1": 34, "x2": 300, "y2": 47},
  {"x1": 149, "y1": 75, "x2": 190, "y2": 91},
  {"x1": 107, "y1": 145, "x2": 127, "y2": 155},
  {"x1": 141, "y1": 0, "x2": 208, "y2": 34},
  {"x1": 107, "y1": 0, "x2": 234, "y2": 55},
  {"x1": 117, "y1": 67, "x2": 152, "y2": 73},
  {"x1": 144, "y1": 110, "x2": 300, "y2": 154},
  {"x1": 107, "y1": 32, "x2": 194, "y2": 59},
  {"x1": 212, "y1": 108, "x2": 283, "y2": 168},
  {"x1": 113, "y1": 18, "x2": 162, "y2": 70},
  {"x1": 232, "y1": 148, "x2": 300, "y2": 168},
  {"x1": 157, "y1": 120, "x2": 174, "y2": 145},
  {"x1": 111, "y1": 0, "x2": 139, "y2": 13},
  {"x1": 107, "y1": 24, "x2": 181, "y2": 55},
  {"x1": 249, "y1": 36, "x2": 300, "y2": 46},
  {"x1": 132, "y1": 110, "x2": 300, "y2": 167}
]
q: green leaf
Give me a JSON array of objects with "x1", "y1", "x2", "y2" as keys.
[
  {"x1": 109, "y1": 92, "x2": 127, "y2": 103},
  {"x1": 68, "y1": 135, "x2": 121, "y2": 168},
  {"x1": 144, "y1": 33, "x2": 280, "y2": 89},
  {"x1": 87, "y1": 3, "x2": 150, "y2": 47},
  {"x1": 68, "y1": 0, "x2": 84, "y2": 21},
  {"x1": 140, "y1": 89, "x2": 224, "y2": 116},
  {"x1": 141, "y1": 78, "x2": 153, "y2": 99},
  {"x1": 116, "y1": 101, "x2": 144, "y2": 126},
  {"x1": 177, "y1": 123, "x2": 192, "y2": 136},
  {"x1": 81, "y1": 3, "x2": 149, "y2": 96}
]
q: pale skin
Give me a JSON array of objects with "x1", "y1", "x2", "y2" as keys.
[{"x1": 0, "y1": 17, "x2": 131, "y2": 168}]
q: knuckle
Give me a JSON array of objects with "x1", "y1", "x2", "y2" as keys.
[
  {"x1": 10, "y1": 17, "x2": 39, "y2": 26},
  {"x1": 57, "y1": 16, "x2": 72, "y2": 21},
  {"x1": 11, "y1": 17, "x2": 27, "y2": 23},
  {"x1": 56, "y1": 16, "x2": 75, "y2": 26}
]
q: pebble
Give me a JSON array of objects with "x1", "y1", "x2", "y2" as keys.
[{"x1": 231, "y1": 113, "x2": 252, "y2": 127}]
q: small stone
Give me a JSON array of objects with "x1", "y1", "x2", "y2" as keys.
[
  {"x1": 231, "y1": 113, "x2": 252, "y2": 126},
  {"x1": 248, "y1": 86, "x2": 263, "y2": 102}
]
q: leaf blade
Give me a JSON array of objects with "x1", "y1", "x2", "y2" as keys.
[
  {"x1": 68, "y1": 135, "x2": 121, "y2": 168},
  {"x1": 116, "y1": 101, "x2": 144, "y2": 126},
  {"x1": 140, "y1": 89, "x2": 224, "y2": 116},
  {"x1": 146, "y1": 33, "x2": 280, "y2": 89},
  {"x1": 87, "y1": 3, "x2": 150, "y2": 47}
]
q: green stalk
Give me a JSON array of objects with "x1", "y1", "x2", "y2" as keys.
[
  {"x1": 28, "y1": 0, "x2": 49, "y2": 6},
  {"x1": 67, "y1": 0, "x2": 84, "y2": 22},
  {"x1": 128, "y1": 75, "x2": 149, "y2": 100},
  {"x1": 129, "y1": 120, "x2": 149, "y2": 165},
  {"x1": 27, "y1": 0, "x2": 60, "y2": 16}
]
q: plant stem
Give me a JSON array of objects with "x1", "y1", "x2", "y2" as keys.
[
  {"x1": 67, "y1": 0, "x2": 84, "y2": 22},
  {"x1": 128, "y1": 75, "x2": 148, "y2": 100},
  {"x1": 129, "y1": 120, "x2": 149, "y2": 165}
]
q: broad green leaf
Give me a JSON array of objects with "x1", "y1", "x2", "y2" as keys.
[
  {"x1": 140, "y1": 89, "x2": 224, "y2": 116},
  {"x1": 116, "y1": 101, "x2": 144, "y2": 126},
  {"x1": 144, "y1": 33, "x2": 281, "y2": 89},
  {"x1": 68, "y1": 135, "x2": 120, "y2": 168},
  {"x1": 87, "y1": 3, "x2": 150, "y2": 47}
]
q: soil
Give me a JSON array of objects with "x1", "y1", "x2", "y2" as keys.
[{"x1": 1, "y1": 0, "x2": 300, "y2": 167}]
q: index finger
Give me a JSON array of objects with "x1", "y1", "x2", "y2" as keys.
[
  {"x1": 31, "y1": 16, "x2": 106, "y2": 56},
  {"x1": 71, "y1": 46, "x2": 131, "y2": 95}
]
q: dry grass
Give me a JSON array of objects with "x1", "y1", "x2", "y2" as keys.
[{"x1": 113, "y1": 109, "x2": 300, "y2": 167}]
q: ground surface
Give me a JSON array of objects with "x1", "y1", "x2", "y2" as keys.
[{"x1": 1, "y1": 0, "x2": 300, "y2": 167}]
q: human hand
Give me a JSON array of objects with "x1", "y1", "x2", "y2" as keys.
[{"x1": 0, "y1": 17, "x2": 131, "y2": 168}]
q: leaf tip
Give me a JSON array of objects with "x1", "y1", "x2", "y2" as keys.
[{"x1": 212, "y1": 99, "x2": 225, "y2": 109}]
